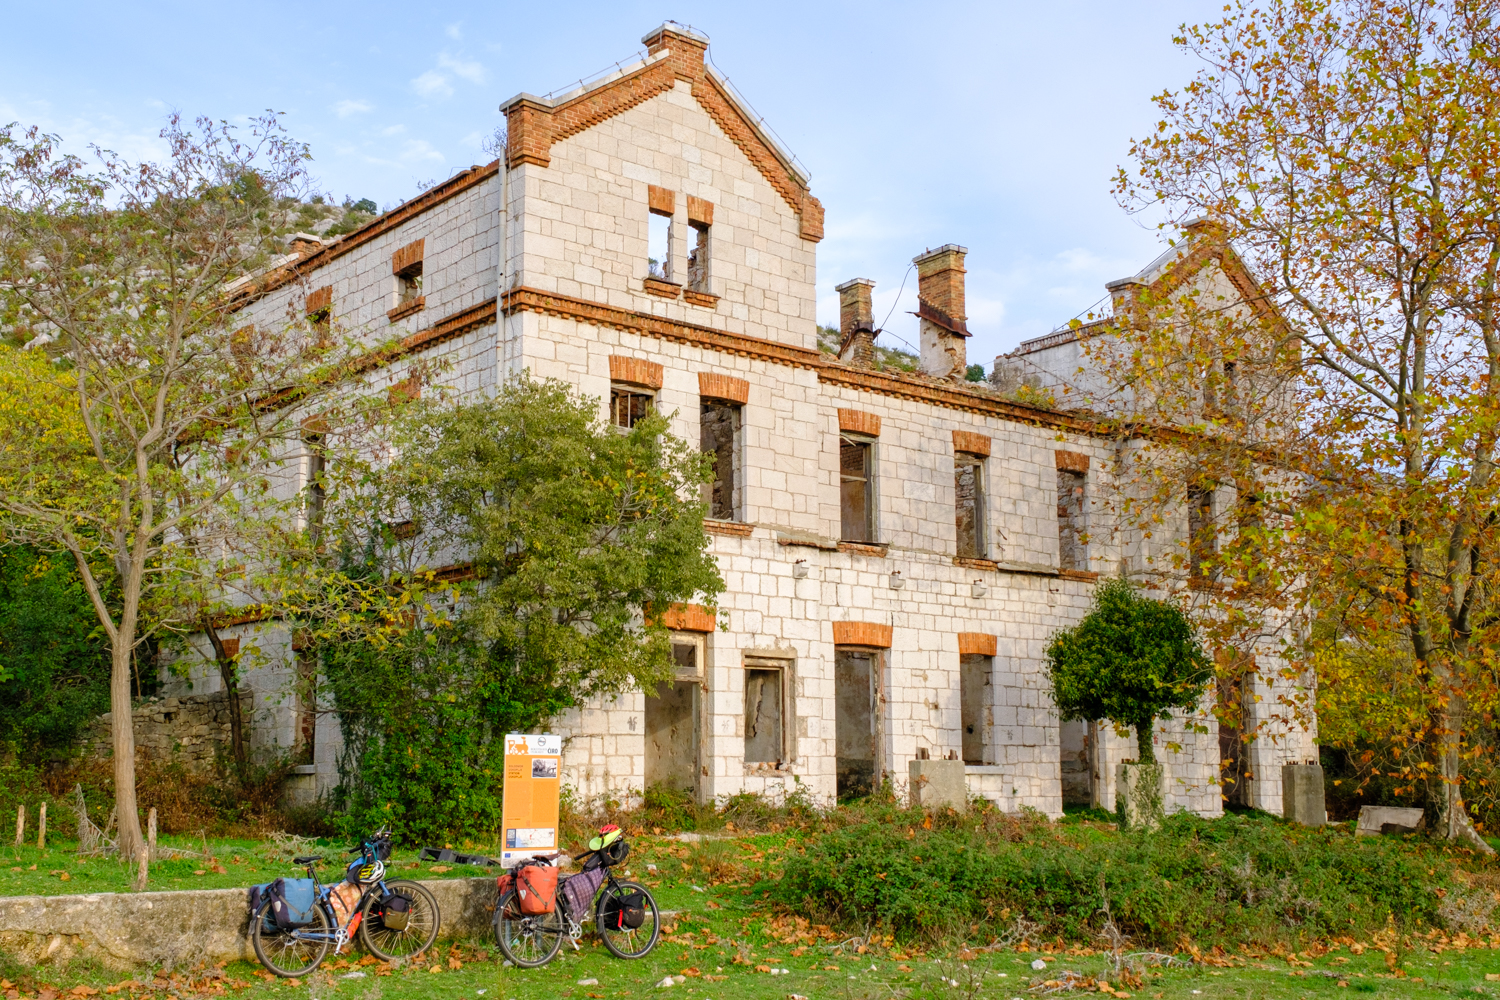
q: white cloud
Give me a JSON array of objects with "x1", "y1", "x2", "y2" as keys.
[
  {"x1": 379, "y1": 124, "x2": 407, "y2": 137},
  {"x1": 399, "y1": 139, "x2": 445, "y2": 164},
  {"x1": 445, "y1": 22, "x2": 462, "y2": 40},
  {"x1": 333, "y1": 99, "x2": 373, "y2": 118},
  {"x1": 411, "y1": 70, "x2": 452, "y2": 99},
  {"x1": 438, "y1": 53, "x2": 486, "y2": 85}
]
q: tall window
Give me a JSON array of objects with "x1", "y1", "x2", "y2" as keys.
[
  {"x1": 306, "y1": 286, "x2": 332, "y2": 347},
  {"x1": 1237, "y1": 486, "x2": 1264, "y2": 583},
  {"x1": 701, "y1": 401, "x2": 741, "y2": 520},
  {"x1": 396, "y1": 259, "x2": 422, "y2": 305},
  {"x1": 1057, "y1": 469, "x2": 1087, "y2": 571},
  {"x1": 840, "y1": 435, "x2": 874, "y2": 542},
  {"x1": 744, "y1": 657, "x2": 790, "y2": 765},
  {"x1": 1188, "y1": 482, "x2": 1217, "y2": 580},
  {"x1": 960, "y1": 653, "x2": 992, "y2": 765},
  {"x1": 648, "y1": 212, "x2": 672, "y2": 281},
  {"x1": 687, "y1": 221, "x2": 710, "y2": 291},
  {"x1": 955, "y1": 455, "x2": 986, "y2": 558},
  {"x1": 610, "y1": 386, "x2": 654, "y2": 429},
  {"x1": 304, "y1": 433, "x2": 327, "y2": 544}
]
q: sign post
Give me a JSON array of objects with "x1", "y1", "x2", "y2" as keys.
[{"x1": 500, "y1": 733, "x2": 562, "y2": 868}]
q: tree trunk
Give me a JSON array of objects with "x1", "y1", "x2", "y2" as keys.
[
  {"x1": 1134, "y1": 720, "x2": 1156, "y2": 765},
  {"x1": 204, "y1": 623, "x2": 247, "y2": 779},
  {"x1": 110, "y1": 636, "x2": 145, "y2": 861},
  {"x1": 1430, "y1": 699, "x2": 1494, "y2": 854}
]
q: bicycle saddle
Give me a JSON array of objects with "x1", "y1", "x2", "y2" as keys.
[{"x1": 294, "y1": 855, "x2": 323, "y2": 865}]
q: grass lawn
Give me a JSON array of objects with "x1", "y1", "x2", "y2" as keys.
[
  {"x1": 3, "y1": 895, "x2": 1499, "y2": 1000},
  {"x1": 2, "y1": 813, "x2": 1500, "y2": 998},
  {"x1": 0, "y1": 836, "x2": 500, "y2": 897}
]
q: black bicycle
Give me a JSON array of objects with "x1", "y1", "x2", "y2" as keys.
[
  {"x1": 493, "y1": 830, "x2": 659, "y2": 967},
  {"x1": 251, "y1": 828, "x2": 441, "y2": 977}
]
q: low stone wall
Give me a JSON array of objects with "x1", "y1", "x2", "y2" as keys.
[
  {"x1": 82, "y1": 692, "x2": 253, "y2": 772},
  {"x1": 0, "y1": 877, "x2": 495, "y2": 971}
]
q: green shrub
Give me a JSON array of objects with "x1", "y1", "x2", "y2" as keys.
[{"x1": 775, "y1": 809, "x2": 1451, "y2": 947}]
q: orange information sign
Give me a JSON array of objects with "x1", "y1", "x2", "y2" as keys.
[{"x1": 501, "y1": 733, "x2": 561, "y2": 868}]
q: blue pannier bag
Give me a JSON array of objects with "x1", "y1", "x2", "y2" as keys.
[{"x1": 247, "y1": 877, "x2": 320, "y2": 930}]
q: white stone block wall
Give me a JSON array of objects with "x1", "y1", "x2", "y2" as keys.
[{"x1": 169, "y1": 33, "x2": 1315, "y2": 825}]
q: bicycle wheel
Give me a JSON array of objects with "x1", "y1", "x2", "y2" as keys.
[
  {"x1": 252, "y1": 899, "x2": 331, "y2": 977},
  {"x1": 493, "y1": 889, "x2": 565, "y2": 968},
  {"x1": 595, "y1": 880, "x2": 660, "y2": 959},
  {"x1": 359, "y1": 880, "x2": 441, "y2": 962}
]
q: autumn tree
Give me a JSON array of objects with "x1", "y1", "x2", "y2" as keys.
[
  {"x1": 1106, "y1": 0, "x2": 1500, "y2": 847},
  {"x1": 0, "y1": 117, "x2": 383, "y2": 859}
]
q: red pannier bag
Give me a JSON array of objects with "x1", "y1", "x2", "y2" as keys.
[{"x1": 516, "y1": 862, "x2": 557, "y2": 915}]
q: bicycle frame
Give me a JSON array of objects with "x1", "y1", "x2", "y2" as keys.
[
  {"x1": 279, "y1": 861, "x2": 396, "y2": 951},
  {"x1": 519, "y1": 860, "x2": 630, "y2": 948}
]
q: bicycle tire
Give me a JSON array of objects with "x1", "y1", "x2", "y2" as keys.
[
  {"x1": 493, "y1": 888, "x2": 565, "y2": 968},
  {"x1": 252, "y1": 899, "x2": 331, "y2": 977},
  {"x1": 595, "y1": 880, "x2": 660, "y2": 959},
  {"x1": 359, "y1": 879, "x2": 441, "y2": 962}
]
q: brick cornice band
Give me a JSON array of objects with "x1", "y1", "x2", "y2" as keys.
[
  {"x1": 229, "y1": 162, "x2": 499, "y2": 309},
  {"x1": 610, "y1": 355, "x2": 665, "y2": 389},
  {"x1": 1055, "y1": 450, "x2": 1090, "y2": 473},
  {"x1": 952, "y1": 430, "x2": 991, "y2": 457},
  {"x1": 832, "y1": 621, "x2": 892, "y2": 648},
  {"x1": 499, "y1": 286, "x2": 1113, "y2": 436},
  {"x1": 698, "y1": 372, "x2": 749, "y2": 404},
  {"x1": 392, "y1": 238, "x2": 424, "y2": 275},
  {"x1": 838, "y1": 408, "x2": 882, "y2": 437},
  {"x1": 502, "y1": 28, "x2": 823, "y2": 242},
  {"x1": 656, "y1": 602, "x2": 716, "y2": 632},
  {"x1": 957, "y1": 632, "x2": 997, "y2": 656}
]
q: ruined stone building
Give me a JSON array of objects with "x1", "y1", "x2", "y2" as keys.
[{"x1": 167, "y1": 24, "x2": 1315, "y2": 817}]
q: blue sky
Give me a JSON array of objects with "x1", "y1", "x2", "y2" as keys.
[{"x1": 1, "y1": 1, "x2": 1221, "y2": 364}]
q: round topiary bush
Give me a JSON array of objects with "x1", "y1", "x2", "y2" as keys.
[{"x1": 1045, "y1": 577, "x2": 1211, "y2": 765}]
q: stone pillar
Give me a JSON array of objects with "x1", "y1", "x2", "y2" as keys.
[
  {"x1": 1280, "y1": 763, "x2": 1326, "y2": 826},
  {"x1": 909, "y1": 758, "x2": 966, "y2": 811},
  {"x1": 1115, "y1": 761, "x2": 1166, "y2": 831}
]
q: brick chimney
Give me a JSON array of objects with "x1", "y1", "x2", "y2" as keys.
[
  {"x1": 914, "y1": 245, "x2": 970, "y2": 380},
  {"x1": 288, "y1": 233, "x2": 325, "y2": 259},
  {"x1": 1106, "y1": 276, "x2": 1148, "y2": 329},
  {"x1": 836, "y1": 278, "x2": 877, "y2": 367}
]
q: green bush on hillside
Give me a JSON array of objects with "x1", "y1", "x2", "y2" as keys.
[{"x1": 775, "y1": 810, "x2": 1450, "y2": 946}]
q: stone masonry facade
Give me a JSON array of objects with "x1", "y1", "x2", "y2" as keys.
[
  {"x1": 84, "y1": 692, "x2": 253, "y2": 774},
  {"x1": 171, "y1": 24, "x2": 1315, "y2": 818}
]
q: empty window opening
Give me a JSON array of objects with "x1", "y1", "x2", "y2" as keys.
[
  {"x1": 834, "y1": 649, "x2": 881, "y2": 797},
  {"x1": 686, "y1": 222, "x2": 710, "y2": 290},
  {"x1": 305, "y1": 433, "x2": 327, "y2": 543},
  {"x1": 647, "y1": 637, "x2": 702, "y2": 795},
  {"x1": 306, "y1": 286, "x2": 332, "y2": 347},
  {"x1": 1057, "y1": 468, "x2": 1087, "y2": 571},
  {"x1": 701, "y1": 401, "x2": 741, "y2": 520},
  {"x1": 955, "y1": 456, "x2": 986, "y2": 559},
  {"x1": 648, "y1": 211, "x2": 673, "y2": 281},
  {"x1": 610, "y1": 386, "x2": 654, "y2": 429},
  {"x1": 840, "y1": 435, "x2": 874, "y2": 542},
  {"x1": 744, "y1": 661, "x2": 786, "y2": 765},
  {"x1": 396, "y1": 260, "x2": 423, "y2": 305},
  {"x1": 295, "y1": 649, "x2": 317, "y2": 765},
  {"x1": 1188, "y1": 482, "x2": 1217, "y2": 579},
  {"x1": 960, "y1": 653, "x2": 992, "y2": 765},
  {"x1": 1060, "y1": 719, "x2": 1096, "y2": 806},
  {"x1": 1237, "y1": 487, "x2": 1264, "y2": 582}
]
